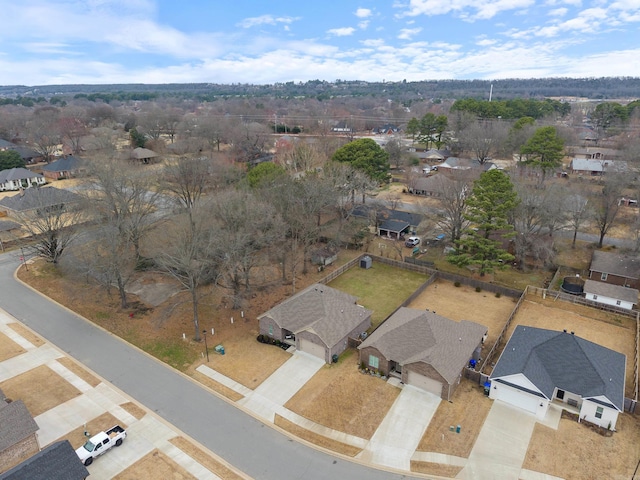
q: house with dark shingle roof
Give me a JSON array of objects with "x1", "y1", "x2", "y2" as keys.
[
  {"x1": 569, "y1": 158, "x2": 627, "y2": 175},
  {"x1": 589, "y1": 250, "x2": 640, "y2": 289},
  {"x1": 0, "y1": 440, "x2": 89, "y2": 480},
  {"x1": 0, "y1": 187, "x2": 81, "y2": 215},
  {"x1": 358, "y1": 308, "x2": 486, "y2": 400},
  {"x1": 258, "y1": 283, "x2": 372, "y2": 363},
  {"x1": 0, "y1": 397, "x2": 40, "y2": 473},
  {"x1": 0, "y1": 168, "x2": 45, "y2": 192},
  {"x1": 352, "y1": 205, "x2": 423, "y2": 239},
  {"x1": 489, "y1": 326, "x2": 625, "y2": 429},
  {"x1": 41, "y1": 155, "x2": 86, "y2": 180},
  {"x1": 130, "y1": 147, "x2": 158, "y2": 164},
  {"x1": 583, "y1": 279, "x2": 638, "y2": 311}
]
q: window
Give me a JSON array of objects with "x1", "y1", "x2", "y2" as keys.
[
  {"x1": 369, "y1": 355, "x2": 379, "y2": 369},
  {"x1": 268, "y1": 324, "x2": 273, "y2": 335},
  {"x1": 601, "y1": 273, "x2": 608, "y2": 281},
  {"x1": 595, "y1": 406, "x2": 603, "y2": 419},
  {"x1": 616, "y1": 300, "x2": 621, "y2": 306},
  {"x1": 593, "y1": 295, "x2": 598, "y2": 300}
]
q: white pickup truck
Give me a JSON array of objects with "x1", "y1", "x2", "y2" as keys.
[{"x1": 75, "y1": 425, "x2": 126, "y2": 466}]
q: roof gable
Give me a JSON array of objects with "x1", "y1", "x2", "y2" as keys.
[
  {"x1": 41, "y1": 155, "x2": 85, "y2": 172},
  {"x1": 0, "y1": 440, "x2": 89, "y2": 480},
  {"x1": 0, "y1": 400, "x2": 39, "y2": 454},
  {"x1": 0, "y1": 168, "x2": 43, "y2": 183}
]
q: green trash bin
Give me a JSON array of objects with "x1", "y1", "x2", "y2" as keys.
[
  {"x1": 214, "y1": 345, "x2": 225, "y2": 355},
  {"x1": 456, "y1": 425, "x2": 461, "y2": 434}
]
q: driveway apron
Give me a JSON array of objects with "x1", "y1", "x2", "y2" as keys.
[
  {"x1": 238, "y1": 351, "x2": 324, "y2": 421},
  {"x1": 357, "y1": 385, "x2": 441, "y2": 471}
]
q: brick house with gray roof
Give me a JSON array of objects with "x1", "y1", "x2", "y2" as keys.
[
  {"x1": 0, "y1": 440, "x2": 89, "y2": 480},
  {"x1": 0, "y1": 396, "x2": 40, "y2": 473},
  {"x1": 259, "y1": 283, "x2": 372, "y2": 363},
  {"x1": 589, "y1": 250, "x2": 640, "y2": 289},
  {"x1": 490, "y1": 326, "x2": 625, "y2": 429},
  {"x1": 358, "y1": 308, "x2": 486, "y2": 400}
]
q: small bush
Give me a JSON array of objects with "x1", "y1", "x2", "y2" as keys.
[
  {"x1": 454, "y1": 281, "x2": 461, "y2": 287},
  {"x1": 475, "y1": 286, "x2": 482, "y2": 292},
  {"x1": 495, "y1": 292, "x2": 501, "y2": 298}
]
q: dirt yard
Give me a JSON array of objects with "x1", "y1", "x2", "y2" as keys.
[
  {"x1": 0, "y1": 365, "x2": 81, "y2": 416},
  {"x1": 114, "y1": 449, "x2": 197, "y2": 480},
  {"x1": 0, "y1": 332, "x2": 25, "y2": 361},
  {"x1": 415, "y1": 378, "x2": 493, "y2": 458},
  {"x1": 524, "y1": 411, "x2": 640, "y2": 479},
  {"x1": 407, "y1": 279, "x2": 519, "y2": 352},
  {"x1": 284, "y1": 350, "x2": 400, "y2": 439}
]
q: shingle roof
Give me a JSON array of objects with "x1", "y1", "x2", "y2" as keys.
[
  {"x1": 583, "y1": 279, "x2": 638, "y2": 304},
  {"x1": 379, "y1": 219, "x2": 409, "y2": 233},
  {"x1": 0, "y1": 139, "x2": 17, "y2": 149},
  {"x1": 590, "y1": 250, "x2": 640, "y2": 280},
  {"x1": 0, "y1": 400, "x2": 39, "y2": 454},
  {"x1": 0, "y1": 187, "x2": 80, "y2": 213},
  {"x1": 0, "y1": 168, "x2": 43, "y2": 183},
  {"x1": 131, "y1": 147, "x2": 158, "y2": 159},
  {"x1": 258, "y1": 283, "x2": 372, "y2": 347},
  {"x1": 0, "y1": 440, "x2": 89, "y2": 480},
  {"x1": 359, "y1": 307, "x2": 486, "y2": 384},
  {"x1": 490, "y1": 326, "x2": 625, "y2": 410},
  {"x1": 41, "y1": 156, "x2": 85, "y2": 173},
  {"x1": 0, "y1": 220, "x2": 21, "y2": 232},
  {"x1": 351, "y1": 205, "x2": 423, "y2": 227},
  {"x1": 570, "y1": 158, "x2": 627, "y2": 173}
]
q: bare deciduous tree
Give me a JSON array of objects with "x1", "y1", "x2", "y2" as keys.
[{"x1": 591, "y1": 174, "x2": 625, "y2": 248}]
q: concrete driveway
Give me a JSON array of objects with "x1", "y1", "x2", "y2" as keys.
[
  {"x1": 457, "y1": 400, "x2": 537, "y2": 480},
  {"x1": 357, "y1": 385, "x2": 441, "y2": 471},
  {"x1": 238, "y1": 351, "x2": 324, "y2": 421}
]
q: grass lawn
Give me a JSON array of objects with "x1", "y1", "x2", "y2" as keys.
[{"x1": 327, "y1": 261, "x2": 428, "y2": 327}]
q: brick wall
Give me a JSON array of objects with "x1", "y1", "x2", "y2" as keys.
[{"x1": 0, "y1": 434, "x2": 39, "y2": 473}]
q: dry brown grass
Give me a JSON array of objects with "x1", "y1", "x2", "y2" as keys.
[
  {"x1": 416, "y1": 378, "x2": 492, "y2": 457},
  {"x1": 284, "y1": 349, "x2": 400, "y2": 439},
  {"x1": 7, "y1": 322, "x2": 45, "y2": 347},
  {"x1": 524, "y1": 412, "x2": 640, "y2": 480},
  {"x1": 56, "y1": 357, "x2": 101, "y2": 388},
  {"x1": 508, "y1": 297, "x2": 637, "y2": 397},
  {"x1": 0, "y1": 331, "x2": 25, "y2": 361},
  {"x1": 120, "y1": 401, "x2": 147, "y2": 420},
  {"x1": 190, "y1": 370, "x2": 244, "y2": 402},
  {"x1": 410, "y1": 461, "x2": 463, "y2": 477},
  {"x1": 0, "y1": 365, "x2": 81, "y2": 416},
  {"x1": 274, "y1": 415, "x2": 363, "y2": 457},
  {"x1": 408, "y1": 279, "x2": 518, "y2": 352},
  {"x1": 114, "y1": 449, "x2": 197, "y2": 480},
  {"x1": 169, "y1": 437, "x2": 246, "y2": 480},
  {"x1": 51, "y1": 412, "x2": 123, "y2": 449}
]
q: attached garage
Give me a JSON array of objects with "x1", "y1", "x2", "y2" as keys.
[
  {"x1": 407, "y1": 370, "x2": 443, "y2": 396},
  {"x1": 495, "y1": 384, "x2": 542, "y2": 415},
  {"x1": 299, "y1": 338, "x2": 325, "y2": 360}
]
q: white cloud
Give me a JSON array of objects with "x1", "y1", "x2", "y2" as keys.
[
  {"x1": 548, "y1": 7, "x2": 569, "y2": 16},
  {"x1": 398, "y1": 28, "x2": 422, "y2": 39},
  {"x1": 397, "y1": 0, "x2": 536, "y2": 20},
  {"x1": 327, "y1": 27, "x2": 356, "y2": 36},
  {"x1": 358, "y1": 20, "x2": 370, "y2": 29},
  {"x1": 355, "y1": 8, "x2": 373, "y2": 18},
  {"x1": 237, "y1": 15, "x2": 299, "y2": 28}
]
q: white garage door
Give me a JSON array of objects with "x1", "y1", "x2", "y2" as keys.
[
  {"x1": 299, "y1": 338, "x2": 326, "y2": 360},
  {"x1": 497, "y1": 385, "x2": 540, "y2": 414},
  {"x1": 407, "y1": 370, "x2": 443, "y2": 396}
]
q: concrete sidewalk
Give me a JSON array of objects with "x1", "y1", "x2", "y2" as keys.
[
  {"x1": 238, "y1": 351, "x2": 324, "y2": 421},
  {"x1": 357, "y1": 385, "x2": 441, "y2": 471}
]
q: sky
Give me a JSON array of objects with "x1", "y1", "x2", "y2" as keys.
[{"x1": 1, "y1": 0, "x2": 639, "y2": 86}]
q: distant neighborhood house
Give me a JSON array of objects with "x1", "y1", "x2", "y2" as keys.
[
  {"x1": 583, "y1": 279, "x2": 638, "y2": 311},
  {"x1": 0, "y1": 168, "x2": 45, "y2": 192},
  {"x1": 41, "y1": 155, "x2": 86, "y2": 180},
  {"x1": 569, "y1": 158, "x2": 627, "y2": 175},
  {"x1": 589, "y1": 251, "x2": 640, "y2": 289},
  {"x1": 0, "y1": 187, "x2": 81, "y2": 216}
]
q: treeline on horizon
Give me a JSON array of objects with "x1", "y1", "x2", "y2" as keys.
[{"x1": 0, "y1": 77, "x2": 639, "y2": 104}]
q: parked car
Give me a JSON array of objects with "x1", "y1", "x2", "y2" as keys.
[
  {"x1": 405, "y1": 236, "x2": 420, "y2": 247},
  {"x1": 75, "y1": 425, "x2": 126, "y2": 466}
]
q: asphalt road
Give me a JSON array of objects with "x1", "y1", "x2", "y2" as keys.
[{"x1": 0, "y1": 251, "x2": 415, "y2": 480}]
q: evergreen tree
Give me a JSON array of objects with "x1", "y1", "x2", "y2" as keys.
[{"x1": 448, "y1": 170, "x2": 518, "y2": 276}]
